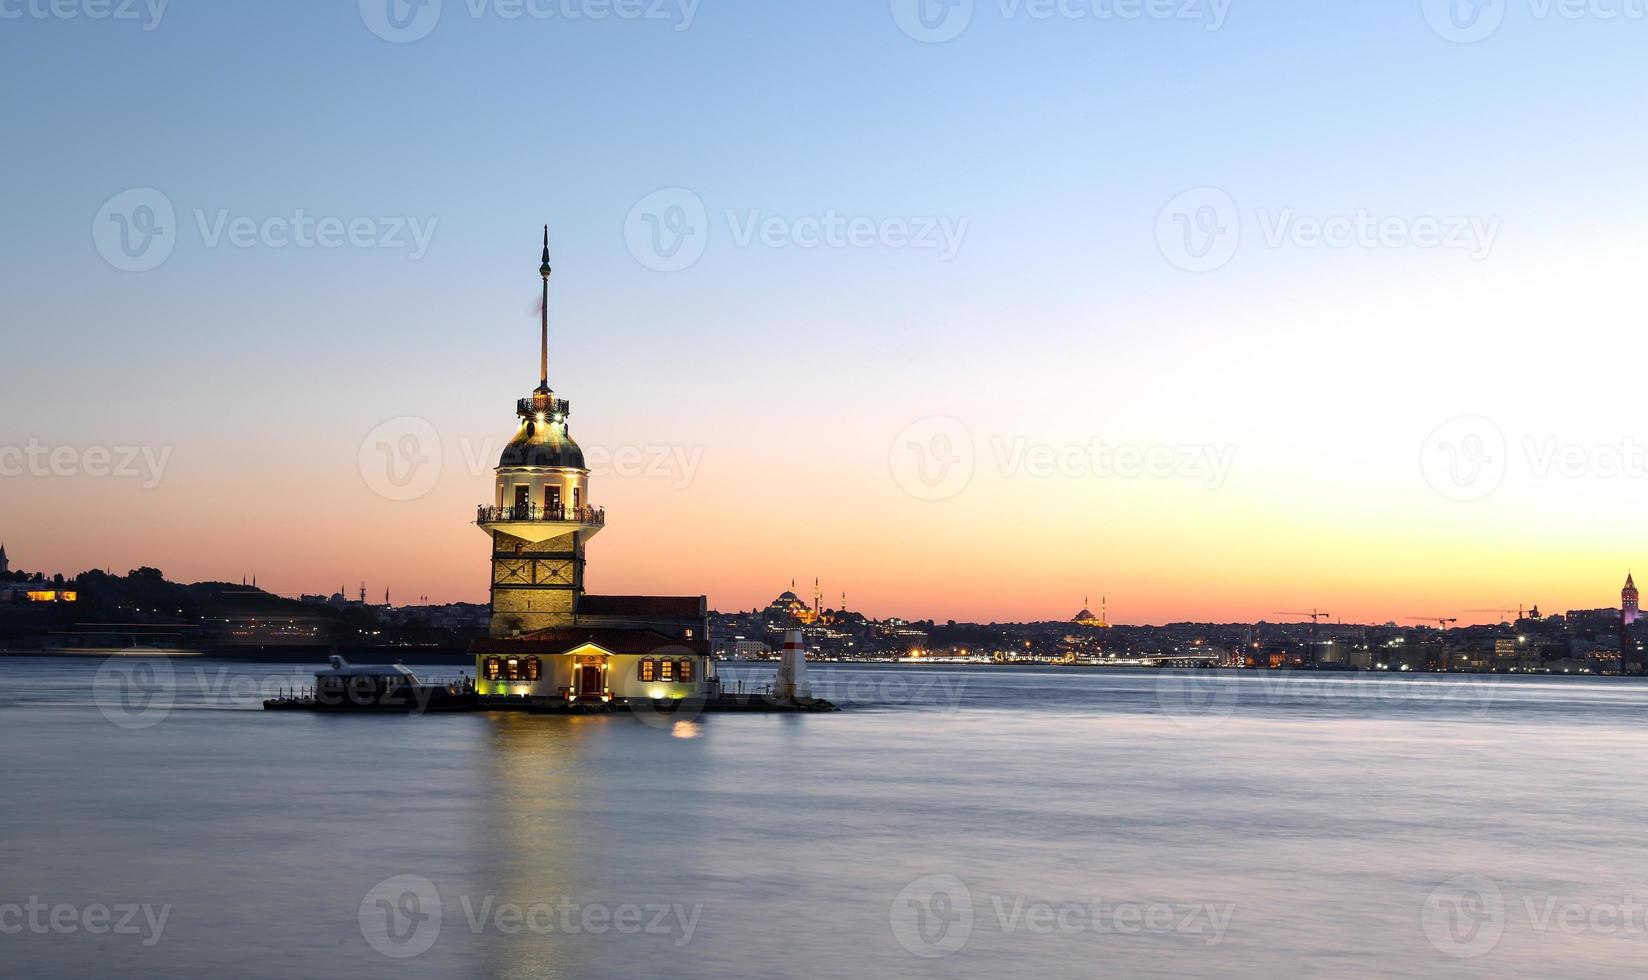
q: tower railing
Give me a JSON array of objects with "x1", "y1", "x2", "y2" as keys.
[
  {"x1": 477, "y1": 504, "x2": 605, "y2": 526},
  {"x1": 517, "y1": 397, "x2": 571, "y2": 418}
]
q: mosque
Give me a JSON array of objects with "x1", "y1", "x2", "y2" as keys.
[
  {"x1": 1072, "y1": 597, "x2": 1110, "y2": 629},
  {"x1": 468, "y1": 230, "x2": 711, "y2": 703}
]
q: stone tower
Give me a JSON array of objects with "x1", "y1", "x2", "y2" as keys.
[{"x1": 475, "y1": 228, "x2": 605, "y2": 637}]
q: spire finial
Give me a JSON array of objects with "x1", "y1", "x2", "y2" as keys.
[{"x1": 537, "y1": 226, "x2": 551, "y2": 392}]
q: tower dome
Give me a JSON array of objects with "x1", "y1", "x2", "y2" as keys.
[{"x1": 499, "y1": 412, "x2": 585, "y2": 469}]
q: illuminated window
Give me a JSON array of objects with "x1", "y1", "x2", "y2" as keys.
[
  {"x1": 484, "y1": 657, "x2": 501, "y2": 681},
  {"x1": 639, "y1": 658, "x2": 655, "y2": 682},
  {"x1": 526, "y1": 657, "x2": 541, "y2": 681},
  {"x1": 660, "y1": 659, "x2": 675, "y2": 682},
  {"x1": 685, "y1": 628, "x2": 694, "y2": 639},
  {"x1": 678, "y1": 658, "x2": 693, "y2": 683}
]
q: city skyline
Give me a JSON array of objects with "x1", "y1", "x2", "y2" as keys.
[{"x1": 6, "y1": 7, "x2": 1648, "y2": 626}]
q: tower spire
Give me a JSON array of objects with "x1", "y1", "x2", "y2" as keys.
[{"x1": 538, "y1": 226, "x2": 552, "y2": 393}]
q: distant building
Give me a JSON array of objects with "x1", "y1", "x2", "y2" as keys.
[
  {"x1": 1072, "y1": 596, "x2": 1110, "y2": 629},
  {"x1": 0, "y1": 542, "x2": 8, "y2": 575}
]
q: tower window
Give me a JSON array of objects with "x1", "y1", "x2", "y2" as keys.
[
  {"x1": 573, "y1": 487, "x2": 581, "y2": 510},
  {"x1": 545, "y1": 485, "x2": 561, "y2": 515}
]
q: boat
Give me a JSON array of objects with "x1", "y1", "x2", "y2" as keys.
[{"x1": 262, "y1": 656, "x2": 478, "y2": 712}]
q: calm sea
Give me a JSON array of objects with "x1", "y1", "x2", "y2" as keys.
[{"x1": 2, "y1": 656, "x2": 1646, "y2": 978}]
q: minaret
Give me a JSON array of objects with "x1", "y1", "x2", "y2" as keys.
[
  {"x1": 0, "y1": 542, "x2": 8, "y2": 575},
  {"x1": 813, "y1": 577, "x2": 821, "y2": 619},
  {"x1": 476, "y1": 228, "x2": 604, "y2": 637}
]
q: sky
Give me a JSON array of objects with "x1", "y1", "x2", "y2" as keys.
[{"x1": 2, "y1": 0, "x2": 1647, "y2": 625}]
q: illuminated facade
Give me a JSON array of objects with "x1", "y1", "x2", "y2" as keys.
[
  {"x1": 470, "y1": 230, "x2": 709, "y2": 702},
  {"x1": 1623, "y1": 573, "x2": 1638, "y2": 626},
  {"x1": 1072, "y1": 596, "x2": 1110, "y2": 629}
]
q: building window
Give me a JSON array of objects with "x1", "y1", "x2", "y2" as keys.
[
  {"x1": 573, "y1": 487, "x2": 581, "y2": 509},
  {"x1": 660, "y1": 659, "x2": 675, "y2": 682},
  {"x1": 639, "y1": 658, "x2": 655, "y2": 682},
  {"x1": 526, "y1": 657, "x2": 541, "y2": 681},
  {"x1": 505, "y1": 657, "x2": 521, "y2": 681},
  {"x1": 545, "y1": 485, "x2": 561, "y2": 514},
  {"x1": 685, "y1": 628, "x2": 694, "y2": 639},
  {"x1": 484, "y1": 657, "x2": 501, "y2": 681},
  {"x1": 678, "y1": 658, "x2": 693, "y2": 683}
]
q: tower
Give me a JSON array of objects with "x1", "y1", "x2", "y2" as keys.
[
  {"x1": 1624, "y1": 573, "x2": 1638, "y2": 626},
  {"x1": 476, "y1": 228, "x2": 605, "y2": 637},
  {"x1": 0, "y1": 542, "x2": 8, "y2": 575}
]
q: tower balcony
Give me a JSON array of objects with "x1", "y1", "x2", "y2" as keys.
[
  {"x1": 518, "y1": 396, "x2": 571, "y2": 419},
  {"x1": 477, "y1": 503, "x2": 605, "y2": 543}
]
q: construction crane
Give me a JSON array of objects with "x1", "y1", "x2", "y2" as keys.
[
  {"x1": 1274, "y1": 610, "x2": 1333, "y2": 664},
  {"x1": 1467, "y1": 607, "x2": 1521, "y2": 624},
  {"x1": 1404, "y1": 617, "x2": 1458, "y2": 630},
  {"x1": 1275, "y1": 610, "x2": 1333, "y2": 624}
]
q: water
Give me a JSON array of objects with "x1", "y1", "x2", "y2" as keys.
[{"x1": 2, "y1": 656, "x2": 1647, "y2": 978}]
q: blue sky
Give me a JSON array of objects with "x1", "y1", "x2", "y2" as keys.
[{"x1": 3, "y1": 1, "x2": 1648, "y2": 619}]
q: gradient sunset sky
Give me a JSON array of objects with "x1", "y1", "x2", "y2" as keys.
[{"x1": 3, "y1": 3, "x2": 1645, "y2": 624}]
